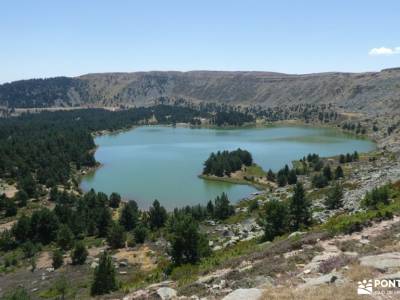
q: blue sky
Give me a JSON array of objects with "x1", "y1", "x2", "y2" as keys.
[{"x1": 1, "y1": 0, "x2": 400, "y2": 83}]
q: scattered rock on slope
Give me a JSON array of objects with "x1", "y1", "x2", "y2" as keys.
[{"x1": 222, "y1": 288, "x2": 263, "y2": 300}]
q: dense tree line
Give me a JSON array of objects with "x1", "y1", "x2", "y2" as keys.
[
  {"x1": 156, "y1": 98, "x2": 341, "y2": 126},
  {"x1": 259, "y1": 152, "x2": 346, "y2": 190},
  {"x1": 270, "y1": 164, "x2": 298, "y2": 187},
  {"x1": 362, "y1": 185, "x2": 390, "y2": 209},
  {"x1": 249, "y1": 103, "x2": 339, "y2": 123},
  {"x1": 212, "y1": 111, "x2": 254, "y2": 126},
  {"x1": 0, "y1": 105, "x2": 258, "y2": 195},
  {"x1": 0, "y1": 77, "x2": 89, "y2": 108},
  {"x1": 0, "y1": 188, "x2": 238, "y2": 294},
  {"x1": 339, "y1": 151, "x2": 359, "y2": 163},
  {"x1": 203, "y1": 149, "x2": 253, "y2": 177},
  {"x1": 342, "y1": 122, "x2": 366, "y2": 135}
]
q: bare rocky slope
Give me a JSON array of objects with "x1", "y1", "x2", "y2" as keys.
[{"x1": 1, "y1": 68, "x2": 400, "y2": 113}]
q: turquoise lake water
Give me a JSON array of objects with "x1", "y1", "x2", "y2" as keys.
[{"x1": 81, "y1": 126, "x2": 375, "y2": 209}]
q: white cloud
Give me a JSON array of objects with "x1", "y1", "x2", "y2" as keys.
[{"x1": 369, "y1": 46, "x2": 400, "y2": 56}]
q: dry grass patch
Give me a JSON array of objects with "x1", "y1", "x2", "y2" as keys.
[
  {"x1": 262, "y1": 283, "x2": 371, "y2": 300},
  {"x1": 344, "y1": 263, "x2": 380, "y2": 282},
  {"x1": 36, "y1": 251, "x2": 53, "y2": 269},
  {"x1": 113, "y1": 245, "x2": 157, "y2": 272}
]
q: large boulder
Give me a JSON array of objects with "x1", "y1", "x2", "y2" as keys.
[
  {"x1": 157, "y1": 287, "x2": 177, "y2": 300},
  {"x1": 222, "y1": 288, "x2": 263, "y2": 300},
  {"x1": 360, "y1": 252, "x2": 400, "y2": 270},
  {"x1": 298, "y1": 272, "x2": 342, "y2": 289},
  {"x1": 123, "y1": 289, "x2": 151, "y2": 300}
]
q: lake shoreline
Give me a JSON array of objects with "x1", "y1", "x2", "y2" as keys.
[{"x1": 79, "y1": 123, "x2": 376, "y2": 208}]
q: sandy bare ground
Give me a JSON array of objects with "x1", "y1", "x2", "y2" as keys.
[
  {"x1": 113, "y1": 245, "x2": 157, "y2": 272},
  {"x1": 36, "y1": 251, "x2": 53, "y2": 269},
  {"x1": 0, "y1": 182, "x2": 17, "y2": 198},
  {"x1": 0, "y1": 220, "x2": 16, "y2": 233},
  {"x1": 340, "y1": 112, "x2": 365, "y2": 119}
]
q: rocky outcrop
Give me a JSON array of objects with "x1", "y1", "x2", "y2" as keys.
[
  {"x1": 222, "y1": 288, "x2": 263, "y2": 300},
  {"x1": 298, "y1": 272, "x2": 343, "y2": 289},
  {"x1": 360, "y1": 252, "x2": 400, "y2": 270},
  {"x1": 156, "y1": 287, "x2": 178, "y2": 300}
]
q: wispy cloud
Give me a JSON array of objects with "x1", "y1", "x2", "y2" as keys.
[{"x1": 369, "y1": 46, "x2": 400, "y2": 56}]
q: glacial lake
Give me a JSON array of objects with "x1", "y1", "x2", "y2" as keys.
[{"x1": 80, "y1": 125, "x2": 375, "y2": 209}]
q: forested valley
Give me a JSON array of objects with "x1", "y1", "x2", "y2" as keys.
[
  {"x1": 1, "y1": 101, "x2": 398, "y2": 299},
  {"x1": 0, "y1": 105, "x2": 255, "y2": 196}
]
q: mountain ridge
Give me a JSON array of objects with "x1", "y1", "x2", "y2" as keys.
[{"x1": 1, "y1": 69, "x2": 400, "y2": 113}]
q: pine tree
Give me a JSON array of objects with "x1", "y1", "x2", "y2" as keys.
[
  {"x1": 49, "y1": 187, "x2": 59, "y2": 202},
  {"x1": 107, "y1": 222, "x2": 126, "y2": 249},
  {"x1": 289, "y1": 183, "x2": 311, "y2": 230},
  {"x1": 15, "y1": 190, "x2": 29, "y2": 207},
  {"x1": 71, "y1": 241, "x2": 88, "y2": 265},
  {"x1": 109, "y1": 192, "x2": 121, "y2": 208},
  {"x1": 0, "y1": 230, "x2": 17, "y2": 251},
  {"x1": 312, "y1": 174, "x2": 328, "y2": 188},
  {"x1": 29, "y1": 208, "x2": 59, "y2": 245},
  {"x1": 149, "y1": 200, "x2": 167, "y2": 229},
  {"x1": 353, "y1": 151, "x2": 359, "y2": 161},
  {"x1": 334, "y1": 166, "x2": 344, "y2": 179},
  {"x1": 21, "y1": 241, "x2": 37, "y2": 258},
  {"x1": 206, "y1": 200, "x2": 214, "y2": 216},
  {"x1": 91, "y1": 252, "x2": 118, "y2": 296},
  {"x1": 57, "y1": 224, "x2": 74, "y2": 250},
  {"x1": 277, "y1": 170, "x2": 287, "y2": 187},
  {"x1": 133, "y1": 224, "x2": 147, "y2": 244},
  {"x1": 167, "y1": 213, "x2": 210, "y2": 265},
  {"x1": 213, "y1": 193, "x2": 234, "y2": 220},
  {"x1": 322, "y1": 165, "x2": 332, "y2": 181},
  {"x1": 267, "y1": 169, "x2": 276, "y2": 182},
  {"x1": 287, "y1": 169, "x2": 298, "y2": 185},
  {"x1": 325, "y1": 183, "x2": 344, "y2": 209},
  {"x1": 12, "y1": 214, "x2": 30, "y2": 243},
  {"x1": 4, "y1": 199, "x2": 17, "y2": 217},
  {"x1": 119, "y1": 201, "x2": 138, "y2": 231},
  {"x1": 259, "y1": 199, "x2": 289, "y2": 241},
  {"x1": 52, "y1": 249, "x2": 64, "y2": 269},
  {"x1": 97, "y1": 208, "x2": 112, "y2": 237},
  {"x1": 362, "y1": 186, "x2": 390, "y2": 209}
]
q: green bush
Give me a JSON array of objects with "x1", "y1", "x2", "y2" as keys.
[
  {"x1": 107, "y1": 222, "x2": 126, "y2": 249},
  {"x1": 134, "y1": 224, "x2": 147, "y2": 244},
  {"x1": 91, "y1": 251, "x2": 118, "y2": 295},
  {"x1": 362, "y1": 185, "x2": 390, "y2": 209},
  {"x1": 2, "y1": 287, "x2": 30, "y2": 300},
  {"x1": 71, "y1": 241, "x2": 88, "y2": 265},
  {"x1": 325, "y1": 183, "x2": 344, "y2": 210},
  {"x1": 258, "y1": 199, "x2": 289, "y2": 241},
  {"x1": 167, "y1": 213, "x2": 210, "y2": 265},
  {"x1": 52, "y1": 249, "x2": 64, "y2": 269}
]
